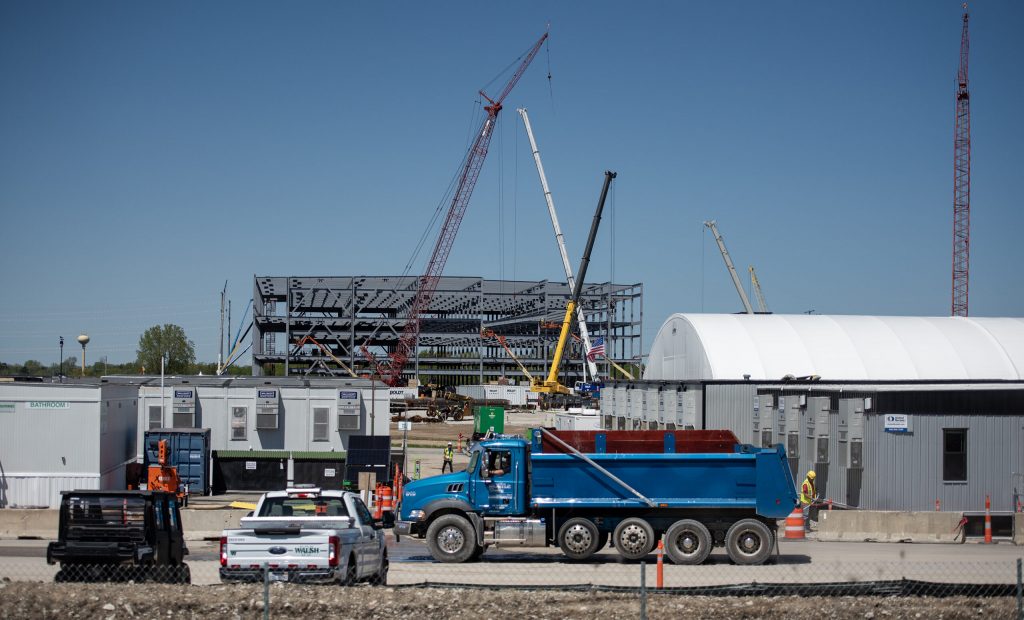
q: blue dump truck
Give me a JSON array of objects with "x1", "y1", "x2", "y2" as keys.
[{"x1": 396, "y1": 429, "x2": 798, "y2": 565}]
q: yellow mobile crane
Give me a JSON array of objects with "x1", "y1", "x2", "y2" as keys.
[{"x1": 531, "y1": 170, "x2": 616, "y2": 395}]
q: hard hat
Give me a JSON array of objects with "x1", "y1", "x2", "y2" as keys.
[
  {"x1": 807, "y1": 470, "x2": 816, "y2": 479},
  {"x1": 447, "y1": 441, "x2": 453, "y2": 445}
]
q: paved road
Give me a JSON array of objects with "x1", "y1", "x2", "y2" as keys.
[{"x1": 3, "y1": 536, "x2": 1019, "y2": 587}]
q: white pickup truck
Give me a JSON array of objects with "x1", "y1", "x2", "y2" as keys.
[{"x1": 219, "y1": 487, "x2": 388, "y2": 585}]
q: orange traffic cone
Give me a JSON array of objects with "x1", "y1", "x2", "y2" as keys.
[{"x1": 784, "y1": 506, "x2": 806, "y2": 540}]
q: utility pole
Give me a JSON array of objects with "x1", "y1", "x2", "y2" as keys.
[{"x1": 219, "y1": 281, "x2": 227, "y2": 372}]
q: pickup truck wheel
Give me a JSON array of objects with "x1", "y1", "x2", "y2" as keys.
[
  {"x1": 372, "y1": 554, "x2": 388, "y2": 586},
  {"x1": 613, "y1": 518, "x2": 655, "y2": 561},
  {"x1": 664, "y1": 519, "x2": 712, "y2": 565},
  {"x1": 341, "y1": 555, "x2": 358, "y2": 586},
  {"x1": 426, "y1": 514, "x2": 476, "y2": 563},
  {"x1": 725, "y1": 519, "x2": 773, "y2": 565}
]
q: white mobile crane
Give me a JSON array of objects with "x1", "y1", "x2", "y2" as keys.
[
  {"x1": 704, "y1": 220, "x2": 755, "y2": 315},
  {"x1": 518, "y1": 108, "x2": 601, "y2": 383}
]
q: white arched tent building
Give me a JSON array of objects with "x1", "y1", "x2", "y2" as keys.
[{"x1": 602, "y1": 314, "x2": 1024, "y2": 515}]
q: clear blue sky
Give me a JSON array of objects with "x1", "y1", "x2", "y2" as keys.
[{"x1": 2, "y1": 1, "x2": 1022, "y2": 367}]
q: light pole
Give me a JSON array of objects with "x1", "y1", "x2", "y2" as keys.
[
  {"x1": 59, "y1": 337, "x2": 64, "y2": 382},
  {"x1": 77, "y1": 334, "x2": 90, "y2": 377}
]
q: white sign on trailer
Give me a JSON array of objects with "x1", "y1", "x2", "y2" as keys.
[{"x1": 883, "y1": 414, "x2": 911, "y2": 433}]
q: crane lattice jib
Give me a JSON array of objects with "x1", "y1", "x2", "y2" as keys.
[
  {"x1": 379, "y1": 31, "x2": 549, "y2": 386},
  {"x1": 952, "y1": 7, "x2": 970, "y2": 317}
]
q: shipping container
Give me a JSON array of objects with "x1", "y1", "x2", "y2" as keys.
[{"x1": 143, "y1": 428, "x2": 211, "y2": 495}]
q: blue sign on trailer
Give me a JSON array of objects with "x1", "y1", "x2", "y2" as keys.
[{"x1": 143, "y1": 428, "x2": 212, "y2": 496}]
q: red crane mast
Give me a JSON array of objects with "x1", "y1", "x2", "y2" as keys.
[
  {"x1": 952, "y1": 5, "x2": 971, "y2": 317},
  {"x1": 367, "y1": 31, "x2": 549, "y2": 386}
]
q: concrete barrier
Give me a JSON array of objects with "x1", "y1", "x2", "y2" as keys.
[
  {"x1": 1015, "y1": 513, "x2": 1024, "y2": 546},
  {"x1": 0, "y1": 509, "x2": 58, "y2": 539},
  {"x1": 0, "y1": 507, "x2": 249, "y2": 541},
  {"x1": 181, "y1": 508, "x2": 250, "y2": 540},
  {"x1": 816, "y1": 510, "x2": 965, "y2": 543}
]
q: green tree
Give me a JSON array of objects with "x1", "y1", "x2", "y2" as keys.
[{"x1": 137, "y1": 324, "x2": 196, "y2": 374}]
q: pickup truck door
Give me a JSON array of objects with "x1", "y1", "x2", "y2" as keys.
[{"x1": 350, "y1": 497, "x2": 380, "y2": 577}]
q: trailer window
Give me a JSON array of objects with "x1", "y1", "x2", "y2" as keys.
[{"x1": 943, "y1": 428, "x2": 967, "y2": 482}]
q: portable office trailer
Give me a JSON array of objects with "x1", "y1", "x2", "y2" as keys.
[
  {"x1": 0, "y1": 381, "x2": 138, "y2": 508},
  {"x1": 455, "y1": 384, "x2": 531, "y2": 407},
  {"x1": 107, "y1": 375, "x2": 388, "y2": 493},
  {"x1": 604, "y1": 380, "x2": 1024, "y2": 512}
]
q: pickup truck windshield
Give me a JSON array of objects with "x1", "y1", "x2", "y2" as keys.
[
  {"x1": 66, "y1": 496, "x2": 146, "y2": 526},
  {"x1": 258, "y1": 496, "x2": 349, "y2": 517}
]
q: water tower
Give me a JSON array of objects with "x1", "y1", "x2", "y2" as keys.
[{"x1": 77, "y1": 334, "x2": 90, "y2": 376}]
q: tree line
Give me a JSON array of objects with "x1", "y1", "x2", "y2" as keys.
[{"x1": 0, "y1": 324, "x2": 251, "y2": 377}]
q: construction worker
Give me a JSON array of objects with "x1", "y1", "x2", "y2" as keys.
[
  {"x1": 442, "y1": 441, "x2": 455, "y2": 474},
  {"x1": 800, "y1": 470, "x2": 817, "y2": 531}
]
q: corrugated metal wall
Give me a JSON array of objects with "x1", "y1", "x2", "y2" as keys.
[
  {"x1": 864, "y1": 412, "x2": 1024, "y2": 512},
  {"x1": 704, "y1": 384, "x2": 755, "y2": 442}
]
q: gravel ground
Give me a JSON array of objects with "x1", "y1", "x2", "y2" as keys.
[{"x1": 0, "y1": 581, "x2": 1016, "y2": 619}]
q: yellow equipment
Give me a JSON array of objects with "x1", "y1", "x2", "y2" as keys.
[{"x1": 531, "y1": 171, "x2": 616, "y2": 395}]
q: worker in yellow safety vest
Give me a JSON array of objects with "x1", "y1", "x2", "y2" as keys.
[
  {"x1": 800, "y1": 470, "x2": 817, "y2": 530},
  {"x1": 442, "y1": 442, "x2": 455, "y2": 474}
]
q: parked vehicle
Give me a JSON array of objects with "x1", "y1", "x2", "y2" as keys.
[
  {"x1": 47, "y1": 490, "x2": 190, "y2": 583},
  {"x1": 396, "y1": 429, "x2": 798, "y2": 565},
  {"x1": 219, "y1": 487, "x2": 388, "y2": 585}
]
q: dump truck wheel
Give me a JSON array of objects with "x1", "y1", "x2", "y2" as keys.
[
  {"x1": 665, "y1": 519, "x2": 712, "y2": 565},
  {"x1": 725, "y1": 519, "x2": 773, "y2": 565},
  {"x1": 557, "y1": 518, "x2": 601, "y2": 561},
  {"x1": 613, "y1": 518, "x2": 655, "y2": 561},
  {"x1": 426, "y1": 514, "x2": 476, "y2": 563}
]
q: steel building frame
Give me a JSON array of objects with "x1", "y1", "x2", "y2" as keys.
[{"x1": 252, "y1": 276, "x2": 643, "y2": 385}]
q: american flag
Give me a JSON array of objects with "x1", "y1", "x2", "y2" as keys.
[{"x1": 586, "y1": 337, "x2": 606, "y2": 362}]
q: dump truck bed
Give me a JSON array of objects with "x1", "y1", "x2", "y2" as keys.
[{"x1": 528, "y1": 444, "x2": 797, "y2": 519}]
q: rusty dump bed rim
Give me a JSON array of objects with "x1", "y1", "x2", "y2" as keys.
[{"x1": 537, "y1": 429, "x2": 739, "y2": 455}]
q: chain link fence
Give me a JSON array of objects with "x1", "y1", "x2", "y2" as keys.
[{"x1": 1, "y1": 546, "x2": 1021, "y2": 618}]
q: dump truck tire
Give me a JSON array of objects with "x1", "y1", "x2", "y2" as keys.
[
  {"x1": 557, "y1": 518, "x2": 601, "y2": 561},
  {"x1": 664, "y1": 519, "x2": 712, "y2": 565},
  {"x1": 613, "y1": 517, "x2": 655, "y2": 561},
  {"x1": 725, "y1": 518, "x2": 773, "y2": 565},
  {"x1": 426, "y1": 514, "x2": 476, "y2": 563}
]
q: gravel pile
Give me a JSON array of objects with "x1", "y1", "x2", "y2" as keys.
[{"x1": 0, "y1": 581, "x2": 1015, "y2": 619}]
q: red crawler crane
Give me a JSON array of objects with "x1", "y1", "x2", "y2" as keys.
[
  {"x1": 364, "y1": 31, "x2": 549, "y2": 386},
  {"x1": 952, "y1": 5, "x2": 971, "y2": 317}
]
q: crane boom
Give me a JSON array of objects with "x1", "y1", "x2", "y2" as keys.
[
  {"x1": 517, "y1": 107, "x2": 599, "y2": 381},
  {"x1": 370, "y1": 31, "x2": 549, "y2": 386},
  {"x1": 704, "y1": 220, "x2": 754, "y2": 314},
  {"x1": 294, "y1": 335, "x2": 359, "y2": 378},
  {"x1": 749, "y1": 265, "x2": 769, "y2": 313},
  {"x1": 481, "y1": 329, "x2": 535, "y2": 383},
  {"x1": 533, "y1": 170, "x2": 616, "y2": 395},
  {"x1": 952, "y1": 5, "x2": 971, "y2": 316}
]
